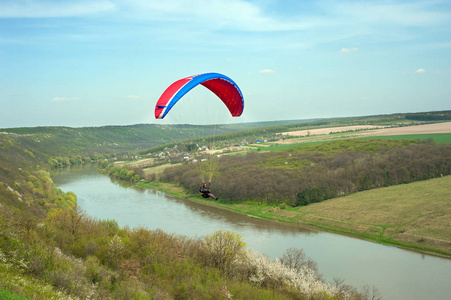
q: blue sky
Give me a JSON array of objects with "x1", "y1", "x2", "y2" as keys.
[{"x1": 0, "y1": 0, "x2": 450, "y2": 127}]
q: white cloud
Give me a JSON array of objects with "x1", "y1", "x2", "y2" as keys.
[
  {"x1": 415, "y1": 68, "x2": 426, "y2": 74},
  {"x1": 127, "y1": 95, "x2": 142, "y2": 100},
  {"x1": 330, "y1": 1, "x2": 451, "y2": 27},
  {"x1": 0, "y1": 0, "x2": 115, "y2": 18},
  {"x1": 124, "y1": 0, "x2": 325, "y2": 32},
  {"x1": 340, "y1": 47, "x2": 358, "y2": 53},
  {"x1": 52, "y1": 97, "x2": 82, "y2": 102},
  {"x1": 259, "y1": 69, "x2": 276, "y2": 74}
]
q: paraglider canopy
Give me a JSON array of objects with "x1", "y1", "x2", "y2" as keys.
[{"x1": 155, "y1": 73, "x2": 244, "y2": 119}]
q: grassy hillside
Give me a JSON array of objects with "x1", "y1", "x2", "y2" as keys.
[
  {"x1": 297, "y1": 175, "x2": 451, "y2": 255},
  {"x1": 254, "y1": 175, "x2": 451, "y2": 256},
  {"x1": 1, "y1": 124, "x2": 205, "y2": 158}
]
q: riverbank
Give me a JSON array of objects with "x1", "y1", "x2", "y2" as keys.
[{"x1": 137, "y1": 176, "x2": 451, "y2": 258}]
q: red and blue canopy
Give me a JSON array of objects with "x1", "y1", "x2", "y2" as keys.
[{"x1": 155, "y1": 73, "x2": 244, "y2": 119}]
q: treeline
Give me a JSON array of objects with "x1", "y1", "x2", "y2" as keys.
[
  {"x1": 160, "y1": 139, "x2": 451, "y2": 206},
  {"x1": 47, "y1": 154, "x2": 102, "y2": 168},
  {"x1": 47, "y1": 152, "x2": 146, "y2": 169},
  {"x1": 406, "y1": 111, "x2": 451, "y2": 121},
  {"x1": 99, "y1": 161, "x2": 144, "y2": 183}
]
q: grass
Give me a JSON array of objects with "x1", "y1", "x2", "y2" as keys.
[
  {"x1": 0, "y1": 264, "x2": 73, "y2": 300},
  {"x1": 137, "y1": 181, "x2": 189, "y2": 198},
  {"x1": 297, "y1": 176, "x2": 451, "y2": 250},
  {"x1": 253, "y1": 133, "x2": 451, "y2": 152},
  {"x1": 361, "y1": 133, "x2": 451, "y2": 143},
  {"x1": 139, "y1": 176, "x2": 451, "y2": 258},
  {"x1": 0, "y1": 288, "x2": 27, "y2": 300},
  {"x1": 142, "y1": 163, "x2": 182, "y2": 176},
  {"x1": 266, "y1": 131, "x2": 451, "y2": 151}
]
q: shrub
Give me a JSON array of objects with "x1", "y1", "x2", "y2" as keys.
[
  {"x1": 106, "y1": 235, "x2": 125, "y2": 269},
  {"x1": 246, "y1": 250, "x2": 337, "y2": 297},
  {"x1": 203, "y1": 230, "x2": 247, "y2": 276},
  {"x1": 280, "y1": 247, "x2": 322, "y2": 281},
  {"x1": 48, "y1": 248, "x2": 94, "y2": 299}
]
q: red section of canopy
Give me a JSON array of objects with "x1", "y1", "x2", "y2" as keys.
[{"x1": 201, "y1": 78, "x2": 243, "y2": 117}]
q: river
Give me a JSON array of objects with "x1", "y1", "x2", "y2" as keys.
[{"x1": 52, "y1": 165, "x2": 451, "y2": 300}]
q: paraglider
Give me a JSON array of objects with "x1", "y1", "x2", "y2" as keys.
[
  {"x1": 155, "y1": 73, "x2": 244, "y2": 119},
  {"x1": 199, "y1": 182, "x2": 218, "y2": 200},
  {"x1": 155, "y1": 72, "x2": 244, "y2": 201}
]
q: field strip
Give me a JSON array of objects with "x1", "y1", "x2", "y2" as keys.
[
  {"x1": 278, "y1": 125, "x2": 385, "y2": 137},
  {"x1": 364, "y1": 122, "x2": 451, "y2": 136}
]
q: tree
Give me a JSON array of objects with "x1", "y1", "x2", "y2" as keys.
[
  {"x1": 279, "y1": 247, "x2": 321, "y2": 281},
  {"x1": 203, "y1": 230, "x2": 247, "y2": 275}
]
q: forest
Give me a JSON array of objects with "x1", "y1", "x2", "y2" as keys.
[{"x1": 159, "y1": 139, "x2": 451, "y2": 206}]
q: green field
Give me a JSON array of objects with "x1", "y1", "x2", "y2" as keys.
[
  {"x1": 362, "y1": 133, "x2": 451, "y2": 143},
  {"x1": 247, "y1": 133, "x2": 451, "y2": 153},
  {"x1": 295, "y1": 175, "x2": 451, "y2": 256},
  {"x1": 258, "y1": 176, "x2": 450, "y2": 256},
  {"x1": 0, "y1": 288, "x2": 27, "y2": 300}
]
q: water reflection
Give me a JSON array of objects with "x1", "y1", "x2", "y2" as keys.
[{"x1": 150, "y1": 188, "x2": 316, "y2": 235}]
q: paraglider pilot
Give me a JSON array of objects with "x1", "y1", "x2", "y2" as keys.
[{"x1": 199, "y1": 182, "x2": 218, "y2": 200}]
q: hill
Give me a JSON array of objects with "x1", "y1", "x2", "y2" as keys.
[
  {"x1": 297, "y1": 175, "x2": 451, "y2": 255},
  {"x1": 2, "y1": 110, "x2": 449, "y2": 161},
  {"x1": 0, "y1": 119, "x2": 316, "y2": 157},
  {"x1": 1, "y1": 124, "x2": 205, "y2": 158}
]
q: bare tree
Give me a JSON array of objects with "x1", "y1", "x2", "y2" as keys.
[{"x1": 279, "y1": 247, "x2": 322, "y2": 281}]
